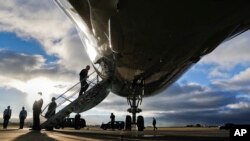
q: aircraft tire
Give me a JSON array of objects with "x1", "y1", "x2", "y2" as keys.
[
  {"x1": 125, "y1": 115, "x2": 132, "y2": 131},
  {"x1": 137, "y1": 115, "x2": 144, "y2": 131}
]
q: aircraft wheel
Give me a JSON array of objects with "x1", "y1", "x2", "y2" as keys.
[
  {"x1": 125, "y1": 115, "x2": 131, "y2": 131},
  {"x1": 45, "y1": 126, "x2": 54, "y2": 131},
  {"x1": 137, "y1": 115, "x2": 144, "y2": 131}
]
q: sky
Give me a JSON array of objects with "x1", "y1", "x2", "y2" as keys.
[{"x1": 1, "y1": 0, "x2": 250, "y2": 127}]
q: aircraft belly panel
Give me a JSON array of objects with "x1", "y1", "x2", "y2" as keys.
[
  {"x1": 57, "y1": 0, "x2": 250, "y2": 97},
  {"x1": 108, "y1": 0, "x2": 250, "y2": 97}
]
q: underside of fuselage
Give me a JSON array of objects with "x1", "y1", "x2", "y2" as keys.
[{"x1": 58, "y1": 0, "x2": 250, "y2": 97}]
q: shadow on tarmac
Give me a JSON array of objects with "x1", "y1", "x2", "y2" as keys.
[
  {"x1": 53, "y1": 130, "x2": 229, "y2": 141},
  {"x1": 13, "y1": 130, "x2": 58, "y2": 141},
  {"x1": 52, "y1": 130, "x2": 120, "y2": 140}
]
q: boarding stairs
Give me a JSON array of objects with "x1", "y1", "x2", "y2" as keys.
[{"x1": 40, "y1": 71, "x2": 110, "y2": 129}]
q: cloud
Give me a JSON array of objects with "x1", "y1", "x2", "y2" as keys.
[
  {"x1": 0, "y1": 0, "x2": 91, "y2": 72},
  {"x1": 209, "y1": 68, "x2": 230, "y2": 79},
  {"x1": 0, "y1": 50, "x2": 45, "y2": 80},
  {"x1": 0, "y1": 49, "x2": 77, "y2": 81},
  {"x1": 0, "y1": 87, "x2": 29, "y2": 119},
  {"x1": 0, "y1": 0, "x2": 71, "y2": 40},
  {"x1": 226, "y1": 102, "x2": 250, "y2": 109},
  {"x1": 142, "y1": 85, "x2": 235, "y2": 112},
  {"x1": 213, "y1": 67, "x2": 250, "y2": 91},
  {"x1": 0, "y1": 49, "x2": 85, "y2": 109},
  {"x1": 200, "y1": 30, "x2": 250, "y2": 69},
  {"x1": 155, "y1": 106, "x2": 250, "y2": 126}
]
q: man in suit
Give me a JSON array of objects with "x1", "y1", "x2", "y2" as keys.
[
  {"x1": 3, "y1": 106, "x2": 12, "y2": 129},
  {"x1": 19, "y1": 107, "x2": 27, "y2": 129},
  {"x1": 32, "y1": 92, "x2": 43, "y2": 131},
  {"x1": 79, "y1": 65, "x2": 90, "y2": 96}
]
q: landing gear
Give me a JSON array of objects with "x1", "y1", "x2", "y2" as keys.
[
  {"x1": 137, "y1": 115, "x2": 144, "y2": 131},
  {"x1": 125, "y1": 115, "x2": 132, "y2": 130},
  {"x1": 126, "y1": 94, "x2": 144, "y2": 131},
  {"x1": 45, "y1": 126, "x2": 54, "y2": 131},
  {"x1": 126, "y1": 79, "x2": 145, "y2": 131},
  {"x1": 127, "y1": 96, "x2": 142, "y2": 124}
]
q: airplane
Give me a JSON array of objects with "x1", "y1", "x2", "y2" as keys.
[{"x1": 40, "y1": 0, "x2": 250, "y2": 131}]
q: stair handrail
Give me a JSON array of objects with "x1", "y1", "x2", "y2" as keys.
[{"x1": 41, "y1": 70, "x2": 97, "y2": 115}]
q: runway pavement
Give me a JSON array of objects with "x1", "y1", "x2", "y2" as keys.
[{"x1": 0, "y1": 127, "x2": 229, "y2": 141}]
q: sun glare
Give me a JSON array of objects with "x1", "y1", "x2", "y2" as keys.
[
  {"x1": 85, "y1": 38, "x2": 98, "y2": 62},
  {"x1": 10, "y1": 77, "x2": 70, "y2": 107},
  {"x1": 57, "y1": 0, "x2": 99, "y2": 62}
]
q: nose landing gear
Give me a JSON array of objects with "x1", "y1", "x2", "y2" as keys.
[
  {"x1": 126, "y1": 79, "x2": 145, "y2": 131},
  {"x1": 126, "y1": 96, "x2": 145, "y2": 131}
]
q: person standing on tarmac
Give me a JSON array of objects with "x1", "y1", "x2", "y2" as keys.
[
  {"x1": 79, "y1": 65, "x2": 90, "y2": 97},
  {"x1": 110, "y1": 113, "x2": 115, "y2": 130},
  {"x1": 3, "y1": 106, "x2": 12, "y2": 129},
  {"x1": 32, "y1": 92, "x2": 43, "y2": 131},
  {"x1": 19, "y1": 107, "x2": 27, "y2": 129},
  {"x1": 75, "y1": 113, "x2": 81, "y2": 130}
]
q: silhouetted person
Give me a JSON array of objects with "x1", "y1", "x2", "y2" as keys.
[
  {"x1": 19, "y1": 107, "x2": 27, "y2": 129},
  {"x1": 32, "y1": 92, "x2": 43, "y2": 131},
  {"x1": 153, "y1": 117, "x2": 157, "y2": 131},
  {"x1": 45, "y1": 97, "x2": 57, "y2": 119},
  {"x1": 79, "y1": 65, "x2": 90, "y2": 96},
  {"x1": 110, "y1": 113, "x2": 115, "y2": 130},
  {"x1": 3, "y1": 106, "x2": 12, "y2": 129},
  {"x1": 75, "y1": 113, "x2": 81, "y2": 130}
]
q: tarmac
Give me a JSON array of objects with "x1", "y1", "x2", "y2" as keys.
[{"x1": 0, "y1": 126, "x2": 229, "y2": 141}]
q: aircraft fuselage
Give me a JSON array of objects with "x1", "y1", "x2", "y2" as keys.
[{"x1": 58, "y1": 0, "x2": 250, "y2": 97}]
